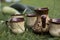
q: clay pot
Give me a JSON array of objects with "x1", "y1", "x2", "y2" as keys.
[
  {"x1": 32, "y1": 8, "x2": 50, "y2": 33},
  {"x1": 26, "y1": 14, "x2": 37, "y2": 27},
  {"x1": 49, "y1": 19, "x2": 60, "y2": 36},
  {"x1": 7, "y1": 14, "x2": 25, "y2": 34}
]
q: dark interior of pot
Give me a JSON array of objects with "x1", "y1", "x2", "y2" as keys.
[
  {"x1": 10, "y1": 18, "x2": 24, "y2": 22},
  {"x1": 51, "y1": 19, "x2": 60, "y2": 24},
  {"x1": 34, "y1": 8, "x2": 48, "y2": 15}
]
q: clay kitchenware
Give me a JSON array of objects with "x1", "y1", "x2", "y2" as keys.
[
  {"x1": 32, "y1": 8, "x2": 50, "y2": 33},
  {"x1": 26, "y1": 14, "x2": 37, "y2": 28},
  {"x1": 49, "y1": 19, "x2": 60, "y2": 36},
  {"x1": 7, "y1": 14, "x2": 25, "y2": 34}
]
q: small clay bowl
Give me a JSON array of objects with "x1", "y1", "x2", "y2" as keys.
[
  {"x1": 7, "y1": 14, "x2": 25, "y2": 34},
  {"x1": 26, "y1": 14, "x2": 37, "y2": 27},
  {"x1": 49, "y1": 19, "x2": 60, "y2": 36}
]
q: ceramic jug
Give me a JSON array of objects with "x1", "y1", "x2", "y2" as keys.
[{"x1": 32, "y1": 8, "x2": 50, "y2": 33}]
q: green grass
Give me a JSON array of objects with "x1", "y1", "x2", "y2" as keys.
[{"x1": 0, "y1": 0, "x2": 60, "y2": 40}]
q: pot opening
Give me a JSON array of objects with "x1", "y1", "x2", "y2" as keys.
[
  {"x1": 51, "y1": 19, "x2": 60, "y2": 24},
  {"x1": 34, "y1": 8, "x2": 49, "y2": 15},
  {"x1": 10, "y1": 18, "x2": 24, "y2": 22}
]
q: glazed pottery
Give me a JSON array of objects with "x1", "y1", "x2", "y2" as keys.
[{"x1": 32, "y1": 8, "x2": 50, "y2": 33}]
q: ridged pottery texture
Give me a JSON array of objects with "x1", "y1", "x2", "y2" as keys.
[{"x1": 7, "y1": 14, "x2": 25, "y2": 34}]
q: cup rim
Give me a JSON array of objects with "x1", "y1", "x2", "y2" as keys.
[
  {"x1": 34, "y1": 8, "x2": 49, "y2": 15},
  {"x1": 10, "y1": 18, "x2": 24, "y2": 23},
  {"x1": 51, "y1": 19, "x2": 60, "y2": 24},
  {"x1": 35, "y1": 7, "x2": 49, "y2": 11}
]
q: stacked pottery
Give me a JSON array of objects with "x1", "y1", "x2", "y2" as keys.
[
  {"x1": 7, "y1": 14, "x2": 25, "y2": 34},
  {"x1": 49, "y1": 19, "x2": 60, "y2": 36},
  {"x1": 26, "y1": 14, "x2": 37, "y2": 28},
  {"x1": 32, "y1": 8, "x2": 50, "y2": 33}
]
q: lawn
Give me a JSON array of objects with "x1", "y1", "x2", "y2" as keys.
[{"x1": 0, "y1": 0, "x2": 60, "y2": 40}]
